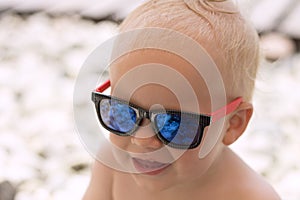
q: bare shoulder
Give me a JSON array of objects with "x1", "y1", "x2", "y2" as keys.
[
  {"x1": 83, "y1": 161, "x2": 114, "y2": 200},
  {"x1": 221, "y1": 148, "x2": 281, "y2": 200},
  {"x1": 232, "y1": 179, "x2": 281, "y2": 200},
  {"x1": 227, "y1": 150, "x2": 281, "y2": 200}
]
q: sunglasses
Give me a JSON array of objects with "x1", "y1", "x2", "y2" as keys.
[{"x1": 91, "y1": 80, "x2": 242, "y2": 149}]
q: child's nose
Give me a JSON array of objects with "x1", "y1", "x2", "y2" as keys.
[
  {"x1": 131, "y1": 135, "x2": 163, "y2": 149},
  {"x1": 131, "y1": 120, "x2": 163, "y2": 149}
]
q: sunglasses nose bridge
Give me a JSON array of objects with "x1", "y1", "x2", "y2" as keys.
[
  {"x1": 139, "y1": 109, "x2": 150, "y2": 120},
  {"x1": 136, "y1": 110, "x2": 152, "y2": 128}
]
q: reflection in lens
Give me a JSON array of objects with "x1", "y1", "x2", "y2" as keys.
[
  {"x1": 155, "y1": 113, "x2": 180, "y2": 141},
  {"x1": 155, "y1": 113, "x2": 200, "y2": 146},
  {"x1": 100, "y1": 99, "x2": 137, "y2": 133}
]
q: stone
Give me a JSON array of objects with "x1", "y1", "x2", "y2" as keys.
[
  {"x1": 260, "y1": 32, "x2": 296, "y2": 61},
  {"x1": 0, "y1": 181, "x2": 17, "y2": 200}
]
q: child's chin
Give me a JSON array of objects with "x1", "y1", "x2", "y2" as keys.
[{"x1": 131, "y1": 167, "x2": 177, "y2": 192}]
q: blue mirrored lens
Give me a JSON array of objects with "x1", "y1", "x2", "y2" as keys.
[
  {"x1": 100, "y1": 99, "x2": 137, "y2": 133},
  {"x1": 155, "y1": 113, "x2": 199, "y2": 146},
  {"x1": 155, "y1": 113, "x2": 180, "y2": 141}
]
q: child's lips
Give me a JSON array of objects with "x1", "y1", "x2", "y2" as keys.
[{"x1": 132, "y1": 157, "x2": 170, "y2": 175}]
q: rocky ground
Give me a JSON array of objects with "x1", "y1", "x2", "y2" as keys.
[{"x1": 0, "y1": 13, "x2": 299, "y2": 200}]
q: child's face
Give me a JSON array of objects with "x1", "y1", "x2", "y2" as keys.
[{"x1": 109, "y1": 48, "x2": 227, "y2": 191}]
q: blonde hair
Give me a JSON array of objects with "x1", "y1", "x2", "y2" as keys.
[{"x1": 119, "y1": 0, "x2": 260, "y2": 102}]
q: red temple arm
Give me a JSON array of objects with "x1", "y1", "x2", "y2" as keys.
[
  {"x1": 210, "y1": 97, "x2": 242, "y2": 122},
  {"x1": 96, "y1": 80, "x2": 111, "y2": 93}
]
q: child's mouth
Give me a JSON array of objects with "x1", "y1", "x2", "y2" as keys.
[{"x1": 132, "y1": 157, "x2": 170, "y2": 175}]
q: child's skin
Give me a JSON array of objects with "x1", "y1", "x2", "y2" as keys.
[{"x1": 83, "y1": 0, "x2": 281, "y2": 199}]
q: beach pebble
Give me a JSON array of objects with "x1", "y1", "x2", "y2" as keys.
[
  {"x1": 0, "y1": 181, "x2": 17, "y2": 200},
  {"x1": 260, "y1": 32, "x2": 296, "y2": 61}
]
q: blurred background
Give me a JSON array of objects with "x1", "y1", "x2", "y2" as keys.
[{"x1": 0, "y1": 0, "x2": 299, "y2": 199}]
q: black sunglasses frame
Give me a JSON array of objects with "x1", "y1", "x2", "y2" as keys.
[{"x1": 92, "y1": 91, "x2": 211, "y2": 149}]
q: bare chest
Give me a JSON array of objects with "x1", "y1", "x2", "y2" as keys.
[{"x1": 112, "y1": 173, "x2": 221, "y2": 200}]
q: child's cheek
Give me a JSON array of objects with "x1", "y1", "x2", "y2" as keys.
[
  {"x1": 176, "y1": 148, "x2": 208, "y2": 169},
  {"x1": 109, "y1": 133, "x2": 131, "y2": 150}
]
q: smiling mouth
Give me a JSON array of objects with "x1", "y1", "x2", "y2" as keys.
[{"x1": 132, "y1": 157, "x2": 170, "y2": 175}]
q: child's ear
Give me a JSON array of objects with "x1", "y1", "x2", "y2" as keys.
[{"x1": 222, "y1": 102, "x2": 253, "y2": 145}]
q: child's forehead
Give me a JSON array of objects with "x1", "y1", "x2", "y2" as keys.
[
  {"x1": 109, "y1": 48, "x2": 213, "y2": 111},
  {"x1": 109, "y1": 30, "x2": 227, "y2": 88},
  {"x1": 110, "y1": 48, "x2": 209, "y2": 87}
]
